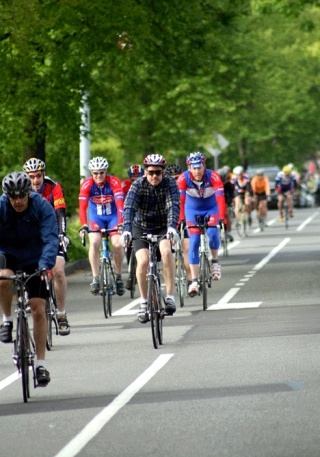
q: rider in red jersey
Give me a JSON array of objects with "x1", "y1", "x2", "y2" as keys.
[
  {"x1": 79, "y1": 156, "x2": 125, "y2": 296},
  {"x1": 23, "y1": 158, "x2": 70, "y2": 336}
]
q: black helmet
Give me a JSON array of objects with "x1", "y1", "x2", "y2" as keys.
[
  {"x1": 2, "y1": 171, "x2": 31, "y2": 198},
  {"x1": 165, "y1": 164, "x2": 182, "y2": 176}
]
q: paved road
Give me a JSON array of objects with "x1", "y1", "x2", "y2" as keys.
[{"x1": 1, "y1": 207, "x2": 320, "y2": 457}]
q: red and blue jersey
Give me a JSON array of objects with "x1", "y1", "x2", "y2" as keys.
[{"x1": 79, "y1": 175, "x2": 124, "y2": 228}]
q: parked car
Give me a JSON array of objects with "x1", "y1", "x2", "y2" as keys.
[{"x1": 246, "y1": 164, "x2": 280, "y2": 209}]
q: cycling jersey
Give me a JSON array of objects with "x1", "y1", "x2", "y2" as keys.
[
  {"x1": 121, "y1": 178, "x2": 132, "y2": 197},
  {"x1": 178, "y1": 169, "x2": 226, "y2": 264},
  {"x1": 275, "y1": 172, "x2": 296, "y2": 193},
  {"x1": 232, "y1": 174, "x2": 251, "y2": 196},
  {"x1": 0, "y1": 192, "x2": 58, "y2": 270},
  {"x1": 251, "y1": 175, "x2": 270, "y2": 196},
  {"x1": 123, "y1": 175, "x2": 179, "y2": 232},
  {"x1": 79, "y1": 175, "x2": 124, "y2": 229},
  {"x1": 38, "y1": 176, "x2": 67, "y2": 234}
]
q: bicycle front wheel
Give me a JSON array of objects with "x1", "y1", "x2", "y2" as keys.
[
  {"x1": 176, "y1": 250, "x2": 187, "y2": 308},
  {"x1": 45, "y1": 298, "x2": 53, "y2": 351},
  {"x1": 128, "y1": 252, "x2": 137, "y2": 299},
  {"x1": 147, "y1": 278, "x2": 160, "y2": 349},
  {"x1": 17, "y1": 315, "x2": 30, "y2": 403},
  {"x1": 199, "y1": 253, "x2": 209, "y2": 310},
  {"x1": 100, "y1": 259, "x2": 112, "y2": 318}
]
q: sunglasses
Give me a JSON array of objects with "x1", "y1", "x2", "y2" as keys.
[
  {"x1": 147, "y1": 170, "x2": 163, "y2": 176},
  {"x1": 92, "y1": 171, "x2": 105, "y2": 176},
  {"x1": 8, "y1": 192, "x2": 28, "y2": 200}
]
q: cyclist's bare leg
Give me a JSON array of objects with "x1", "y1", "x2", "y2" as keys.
[
  {"x1": 286, "y1": 193, "x2": 294, "y2": 215},
  {"x1": 159, "y1": 239, "x2": 175, "y2": 295},
  {"x1": 0, "y1": 273, "x2": 13, "y2": 318},
  {"x1": 88, "y1": 232, "x2": 101, "y2": 277},
  {"x1": 110, "y1": 234, "x2": 125, "y2": 275},
  {"x1": 277, "y1": 193, "x2": 284, "y2": 218},
  {"x1": 234, "y1": 195, "x2": 241, "y2": 220},
  {"x1": 189, "y1": 264, "x2": 200, "y2": 280},
  {"x1": 135, "y1": 248, "x2": 149, "y2": 300},
  {"x1": 182, "y1": 238, "x2": 192, "y2": 281},
  {"x1": 245, "y1": 193, "x2": 252, "y2": 221},
  {"x1": 30, "y1": 297, "x2": 47, "y2": 360},
  {"x1": 211, "y1": 249, "x2": 219, "y2": 261},
  {"x1": 52, "y1": 256, "x2": 67, "y2": 313}
]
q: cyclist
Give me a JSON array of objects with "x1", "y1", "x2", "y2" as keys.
[
  {"x1": 165, "y1": 164, "x2": 192, "y2": 286},
  {"x1": 0, "y1": 171, "x2": 58, "y2": 386},
  {"x1": 120, "y1": 153, "x2": 180, "y2": 323},
  {"x1": 121, "y1": 164, "x2": 144, "y2": 290},
  {"x1": 218, "y1": 166, "x2": 235, "y2": 242},
  {"x1": 23, "y1": 158, "x2": 70, "y2": 336},
  {"x1": 121, "y1": 164, "x2": 144, "y2": 197},
  {"x1": 250, "y1": 168, "x2": 270, "y2": 225},
  {"x1": 232, "y1": 165, "x2": 252, "y2": 226},
  {"x1": 79, "y1": 156, "x2": 125, "y2": 295},
  {"x1": 275, "y1": 165, "x2": 296, "y2": 221},
  {"x1": 177, "y1": 152, "x2": 226, "y2": 297}
]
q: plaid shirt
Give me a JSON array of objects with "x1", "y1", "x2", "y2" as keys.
[{"x1": 123, "y1": 175, "x2": 180, "y2": 232}]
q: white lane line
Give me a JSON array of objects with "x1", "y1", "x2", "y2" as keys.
[
  {"x1": 54, "y1": 354, "x2": 174, "y2": 457},
  {"x1": 209, "y1": 237, "x2": 290, "y2": 310},
  {"x1": 253, "y1": 238, "x2": 290, "y2": 271},
  {"x1": 113, "y1": 298, "x2": 140, "y2": 316},
  {"x1": 0, "y1": 371, "x2": 19, "y2": 390},
  {"x1": 296, "y1": 211, "x2": 319, "y2": 232}
]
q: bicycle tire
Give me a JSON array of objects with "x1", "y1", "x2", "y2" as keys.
[
  {"x1": 107, "y1": 261, "x2": 114, "y2": 317},
  {"x1": 176, "y1": 250, "x2": 186, "y2": 308},
  {"x1": 284, "y1": 204, "x2": 289, "y2": 229},
  {"x1": 45, "y1": 297, "x2": 53, "y2": 351},
  {"x1": 18, "y1": 315, "x2": 30, "y2": 403},
  {"x1": 200, "y1": 252, "x2": 208, "y2": 311},
  {"x1": 147, "y1": 278, "x2": 160, "y2": 349},
  {"x1": 129, "y1": 252, "x2": 137, "y2": 299},
  {"x1": 100, "y1": 259, "x2": 109, "y2": 318}
]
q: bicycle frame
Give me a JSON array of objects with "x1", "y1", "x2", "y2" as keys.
[{"x1": 99, "y1": 229, "x2": 117, "y2": 318}]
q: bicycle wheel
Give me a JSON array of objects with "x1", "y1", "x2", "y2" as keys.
[
  {"x1": 45, "y1": 297, "x2": 53, "y2": 351},
  {"x1": 17, "y1": 314, "x2": 30, "y2": 403},
  {"x1": 107, "y1": 262, "x2": 114, "y2": 317},
  {"x1": 128, "y1": 252, "x2": 137, "y2": 299},
  {"x1": 284, "y1": 204, "x2": 289, "y2": 229},
  {"x1": 221, "y1": 225, "x2": 228, "y2": 256},
  {"x1": 100, "y1": 259, "x2": 109, "y2": 318},
  {"x1": 147, "y1": 278, "x2": 160, "y2": 349},
  {"x1": 199, "y1": 252, "x2": 208, "y2": 310},
  {"x1": 176, "y1": 250, "x2": 187, "y2": 307}
]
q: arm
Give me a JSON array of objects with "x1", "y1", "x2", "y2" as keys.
[
  {"x1": 78, "y1": 178, "x2": 91, "y2": 226},
  {"x1": 38, "y1": 199, "x2": 59, "y2": 270},
  {"x1": 211, "y1": 172, "x2": 226, "y2": 221},
  {"x1": 166, "y1": 177, "x2": 180, "y2": 230},
  {"x1": 109, "y1": 176, "x2": 124, "y2": 224},
  {"x1": 51, "y1": 182, "x2": 67, "y2": 234},
  {"x1": 177, "y1": 174, "x2": 186, "y2": 222}
]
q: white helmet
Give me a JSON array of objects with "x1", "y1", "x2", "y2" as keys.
[
  {"x1": 233, "y1": 165, "x2": 243, "y2": 175},
  {"x1": 88, "y1": 157, "x2": 109, "y2": 171}
]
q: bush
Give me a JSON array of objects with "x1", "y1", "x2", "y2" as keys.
[{"x1": 66, "y1": 215, "x2": 88, "y2": 262}]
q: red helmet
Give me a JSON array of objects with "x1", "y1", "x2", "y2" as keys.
[{"x1": 143, "y1": 154, "x2": 166, "y2": 168}]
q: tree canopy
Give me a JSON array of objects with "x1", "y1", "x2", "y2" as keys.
[{"x1": 0, "y1": 0, "x2": 320, "y2": 212}]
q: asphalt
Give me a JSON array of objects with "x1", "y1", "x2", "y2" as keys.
[{"x1": 64, "y1": 258, "x2": 90, "y2": 276}]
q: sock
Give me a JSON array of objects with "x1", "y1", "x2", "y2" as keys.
[
  {"x1": 166, "y1": 295, "x2": 175, "y2": 301},
  {"x1": 3, "y1": 316, "x2": 13, "y2": 323},
  {"x1": 57, "y1": 310, "x2": 66, "y2": 316},
  {"x1": 36, "y1": 360, "x2": 46, "y2": 368}
]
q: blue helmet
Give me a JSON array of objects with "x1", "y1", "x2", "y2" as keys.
[
  {"x1": 186, "y1": 152, "x2": 206, "y2": 167},
  {"x1": 127, "y1": 164, "x2": 143, "y2": 178}
]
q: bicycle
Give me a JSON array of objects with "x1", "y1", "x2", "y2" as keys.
[
  {"x1": 256, "y1": 197, "x2": 266, "y2": 231},
  {"x1": 189, "y1": 216, "x2": 213, "y2": 311},
  {"x1": 174, "y1": 223, "x2": 187, "y2": 307},
  {"x1": 0, "y1": 257, "x2": 47, "y2": 403},
  {"x1": 82, "y1": 228, "x2": 117, "y2": 319},
  {"x1": 131, "y1": 233, "x2": 173, "y2": 349},
  {"x1": 235, "y1": 195, "x2": 249, "y2": 238},
  {"x1": 45, "y1": 279, "x2": 58, "y2": 351},
  {"x1": 283, "y1": 193, "x2": 289, "y2": 229}
]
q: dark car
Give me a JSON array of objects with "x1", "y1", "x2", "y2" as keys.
[{"x1": 246, "y1": 164, "x2": 280, "y2": 209}]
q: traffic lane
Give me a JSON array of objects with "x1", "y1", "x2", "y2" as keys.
[{"x1": 69, "y1": 330, "x2": 320, "y2": 457}]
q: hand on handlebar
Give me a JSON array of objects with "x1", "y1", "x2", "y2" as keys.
[
  {"x1": 166, "y1": 227, "x2": 179, "y2": 244},
  {"x1": 120, "y1": 231, "x2": 132, "y2": 247}
]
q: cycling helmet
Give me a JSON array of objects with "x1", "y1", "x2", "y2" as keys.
[
  {"x1": 165, "y1": 164, "x2": 182, "y2": 176},
  {"x1": 233, "y1": 165, "x2": 243, "y2": 175},
  {"x1": 127, "y1": 164, "x2": 143, "y2": 178},
  {"x1": 143, "y1": 154, "x2": 166, "y2": 168},
  {"x1": 88, "y1": 156, "x2": 109, "y2": 171},
  {"x1": 218, "y1": 168, "x2": 229, "y2": 182},
  {"x1": 23, "y1": 157, "x2": 46, "y2": 173},
  {"x1": 2, "y1": 171, "x2": 31, "y2": 197},
  {"x1": 256, "y1": 168, "x2": 264, "y2": 176},
  {"x1": 282, "y1": 165, "x2": 291, "y2": 175},
  {"x1": 186, "y1": 152, "x2": 206, "y2": 167}
]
